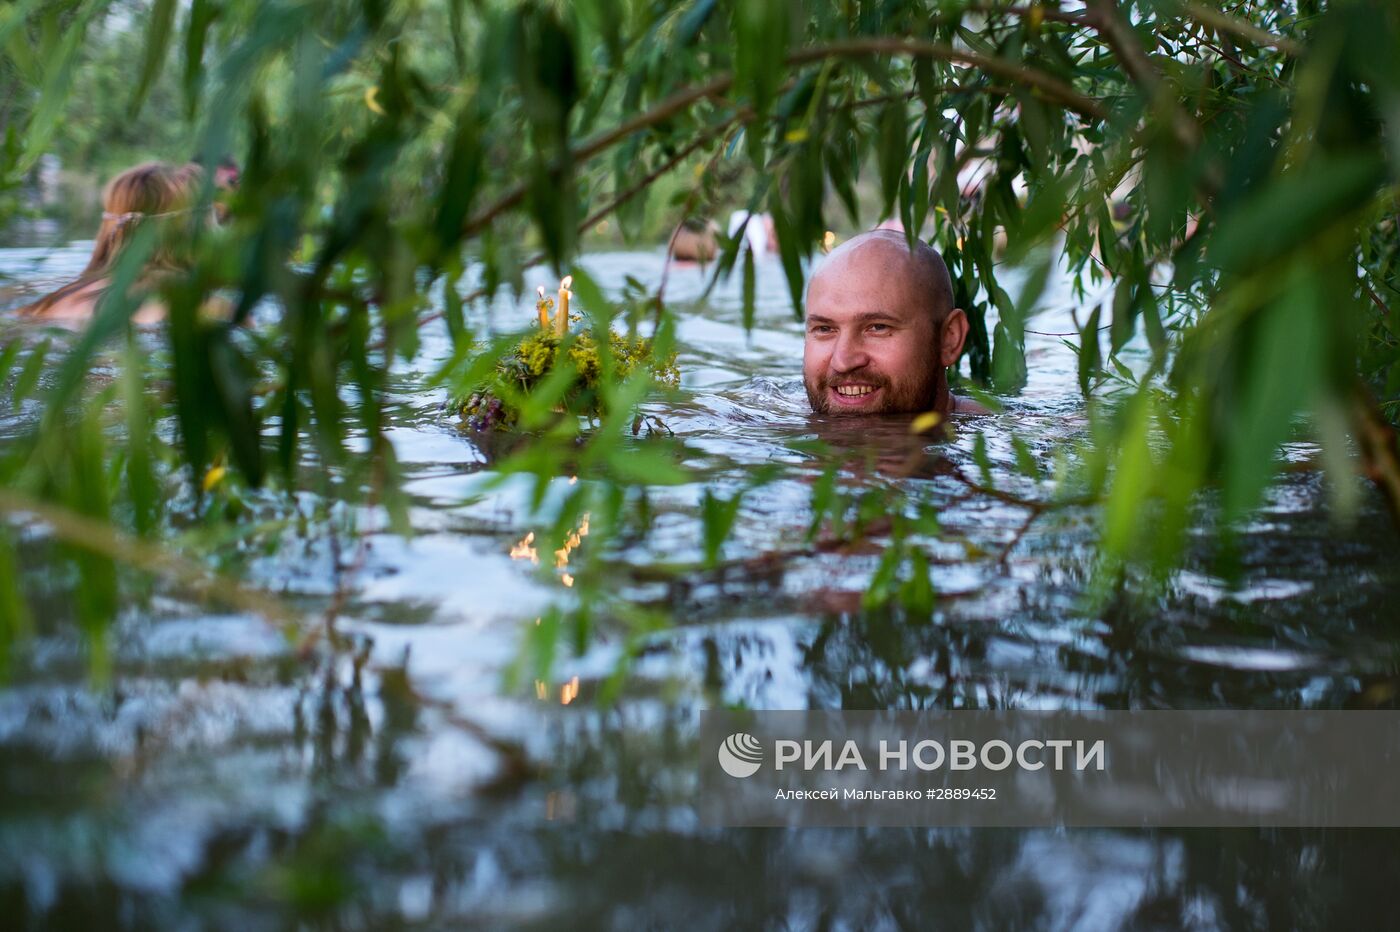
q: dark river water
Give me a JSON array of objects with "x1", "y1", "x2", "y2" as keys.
[{"x1": 3, "y1": 232, "x2": 1400, "y2": 930}]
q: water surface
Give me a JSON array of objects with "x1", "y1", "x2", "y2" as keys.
[{"x1": 2, "y1": 241, "x2": 1399, "y2": 929}]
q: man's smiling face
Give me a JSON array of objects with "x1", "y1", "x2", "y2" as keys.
[{"x1": 803, "y1": 233, "x2": 948, "y2": 416}]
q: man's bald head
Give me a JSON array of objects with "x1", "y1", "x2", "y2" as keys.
[
  {"x1": 803, "y1": 230, "x2": 969, "y2": 416},
  {"x1": 809, "y1": 230, "x2": 956, "y2": 328}
]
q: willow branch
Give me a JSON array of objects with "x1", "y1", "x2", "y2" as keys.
[
  {"x1": 786, "y1": 39, "x2": 1105, "y2": 118},
  {"x1": 0, "y1": 489, "x2": 302, "y2": 630},
  {"x1": 1175, "y1": 1, "x2": 1302, "y2": 56},
  {"x1": 1086, "y1": 0, "x2": 1227, "y2": 203},
  {"x1": 462, "y1": 75, "x2": 735, "y2": 238},
  {"x1": 1088, "y1": 0, "x2": 1199, "y2": 146},
  {"x1": 410, "y1": 116, "x2": 738, "y2": 336},
  {"x1": 461, "y1": 41, "x2": 1105, "y2": 239},
  {"x1": 965, "y1": 3, "x2": 1091, "y2": 27}
]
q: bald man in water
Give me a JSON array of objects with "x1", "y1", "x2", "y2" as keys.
[{"x1": 803, "y1": 230, "x2": 987, "y2": 417}]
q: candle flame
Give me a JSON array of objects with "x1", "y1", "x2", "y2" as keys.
[
  {"x1": 560, "y1": 275, "x2": 573, "y2": 290},
  {"x1": 509, "y1": 531, "x2": 539, "y2": 564}
]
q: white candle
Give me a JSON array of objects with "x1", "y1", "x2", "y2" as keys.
[
  {"x1": 536, "y1": 286, "x2": 550, "y2": 328},
  {"x1": 556, "y1": 275, "x2": 573, "y2": 336}
]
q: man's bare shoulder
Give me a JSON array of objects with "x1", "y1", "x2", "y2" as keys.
[{"x1": 951, "y1": 394, "x2": 992, "y2": 416}]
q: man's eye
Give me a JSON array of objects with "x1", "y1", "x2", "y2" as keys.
[
  {"x1": 810, "y1": 325, "x2": 834, "y2": 335},
  {"x1": 867, "y1": 323, "x2": 892, "y2": 333}
]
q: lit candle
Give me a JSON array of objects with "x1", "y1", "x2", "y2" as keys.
[
  {"x1": 555, "y1": 275, "x2": 573, "y2": 336},
  {"x1": 536, "y1": 286, "x2": 551, "y2": 329}
]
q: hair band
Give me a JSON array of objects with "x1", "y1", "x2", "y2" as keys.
[{"x1": 102, "y1": 207, "x2": 197, "y2": 224}]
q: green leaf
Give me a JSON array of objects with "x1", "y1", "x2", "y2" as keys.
[
  {"x1": 910, "y1": 140, "x2": 931, "y2": 237},
  {"x1": 971, "y1": 431, "x2": 994, "y2": 486},
  {"x1": 701, "y1": 488, "x2": 743, "y2": 568},
  {"x1": 1078, "y1": 302, "x2": 1102, "y2": 398},
  {"x1": 565, "y1": 264, "x2": 614, "y2": 331},
  {"x1": 825, "y1": 110, "x2": 862, "y2": 227},
  {"x1": 442, "y1": 263, "x2": 467, "y2": 345},
  {"x1": 1222, "y1": 265, "x2": 1324, "y2": 520},
  {"x1": 741, "y1": 244, "x2": 756, "y2": 334},
  {"x1": 526, "y1": 606, "x2": 561, "y2": 683},
  {"x1": 898, "y1": 548, "x2": 935, "y2": 616},
  {"x1": 806, "y1": 464, "x2": 836, "y2": 541},
  {"x1": 434, "y1": 98, "x2": 485, "y2": 259},
  {"x1": 605, "y1": 443, "x2": 688, "y2": 485},
  {"x1": 11, "y1": 337, "x2": 48, "y2": 409},
  {"x1": 1108, "y1": 275, "x2": 1137, "y2": 355},
  {"x1": 877, "y1": 99, "x2": 907, "y2": 221},
  {"x1": 70, "y1": 401, "x2": 118, "y2": 680},
  {"x1": 15, "y1": 0, "x2": 102, "y2": 175},
  {"x1": 769, "y1": 199, "x2": 806, "y2": 320},
  {"x1": 121, "y1": 338, "x2": 158, "y2": 537},
  {"x1": 675, "y1": 0, "x2": 717, "y2": 48},
  {"x1": 0, "y1": 0, "x2": 43, "y2": 55},
  {"x1": 1209, "y1": 153, "x2": 1387, "y2": 271},
  {"x1": 1011, "y1": 435, "x2": 1039, "y2": 478},
  {"x1": 0, "y1": 339, "x2": 21, "y2": 388},
  {"x1": 990, "y1": 321, "x2": 1027, "y2": 394},
  {"x1": 0, "y1": 525, "x2": 31, "y2": 677},
  {"x1": 183, "y1": 0, "x2": 219, "y2": 118},
  {"x1": 733, "y1": 0, "x2": 788, "y2": 121},
  {"x1": 208, "y1": 336, "x2": 263, "y2": 486},
  {"x1": 131, "y1": 0, "x2": 177, "y2": 117},
  {"x1": 0, "y1": 0, "x2": 45, "y2": 84},
  {"x1": 862, "y1": 542, "x2": 903, "y2": 610},
  {"x1": 1101, "y1": 390, "x2": 1155, "y2": 560}
]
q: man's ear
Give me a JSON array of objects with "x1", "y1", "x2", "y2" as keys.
[{"x1": 939, "y1": 308, "x2": 969, "y2": 367}]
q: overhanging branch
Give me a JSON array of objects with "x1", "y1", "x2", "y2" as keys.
[{"x1": 462, "y1": 40, "x2": 1105, "y2": 239}]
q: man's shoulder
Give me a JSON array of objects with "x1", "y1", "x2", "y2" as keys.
[{"x1": 951, "y1": 394, "x2": 992, "y2": 416}]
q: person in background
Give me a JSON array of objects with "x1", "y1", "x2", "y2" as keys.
[
  {"x1": 726, "y1": 210, "x2": 779, "y2": 255},
  {"x1": 18, "y1": 162, "x2": 208, "y2": 323},
  {"x1": 211, "y1": 156, "x2": 239, "y2": 223},
  {"x1": 212, "y1": 156, "x2": 240, "y2": 191},
  {"x1": 668, "y1": 218, "x2": 719, "y2": 263}
]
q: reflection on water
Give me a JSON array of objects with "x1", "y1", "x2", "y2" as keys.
[{"x1": 3, "y1": 242, "x2": 1400, "y2": 928}]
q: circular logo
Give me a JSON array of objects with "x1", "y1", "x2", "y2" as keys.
[{"x1": 718, "y1": 732, "x2": 764, "y2": 778}]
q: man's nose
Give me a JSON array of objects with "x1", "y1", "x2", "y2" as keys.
[{"x1": 830, "y1": 333, "x2": 870, "y2": 373}]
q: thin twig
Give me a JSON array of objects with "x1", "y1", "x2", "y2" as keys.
[
  {"x1": 0, "y1": 488, "x2": 301, "y2": 630},
  {"x1": 965, "y1": 3, "x2": 1092, "y2": 28},
  {"x1": 1364, "y1": 279, "x2": 1392, "y2": 316},
  {"x1": 946, "y1": 465, "x2": 1096, "y2": 511},
  {"x1": 998, "y1": 508, "x2": 1041, "y2": 565}
]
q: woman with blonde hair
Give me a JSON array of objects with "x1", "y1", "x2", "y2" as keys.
[{"x1": 19, "y1": 161, "x2": 207, "y2": 323}]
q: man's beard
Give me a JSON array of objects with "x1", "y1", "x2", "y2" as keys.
[{"x1": 804, "y1": 365, "x2": 938, "y2": 416}]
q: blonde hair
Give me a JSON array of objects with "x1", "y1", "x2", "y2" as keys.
[{"x1": 21, "y1": 161, "x2": 205, "y2": 317}]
